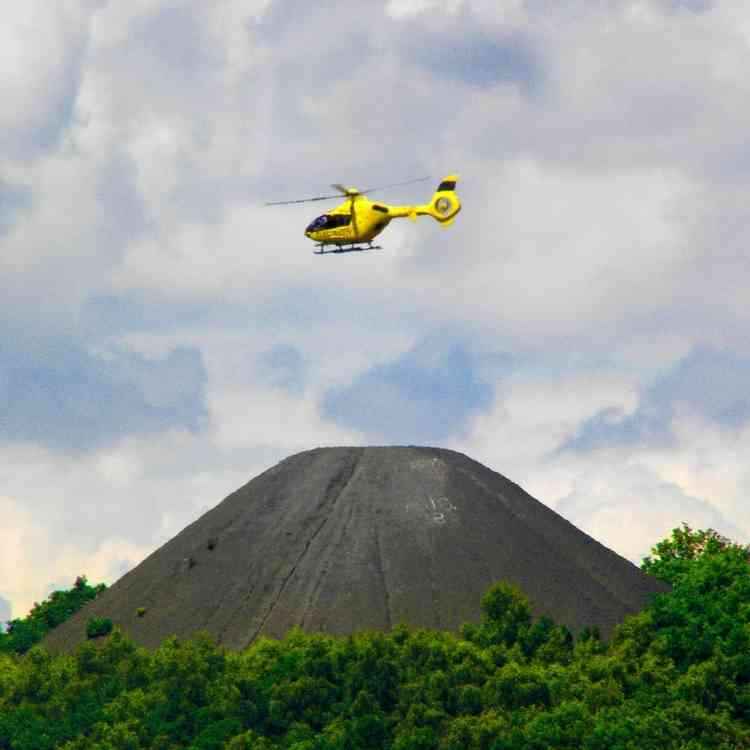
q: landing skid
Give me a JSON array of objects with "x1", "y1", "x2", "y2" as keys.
[{"x1": 314, "y1": 242, "x2": 382, "y2": 255}]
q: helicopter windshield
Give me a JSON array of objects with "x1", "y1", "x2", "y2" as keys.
[{"x1": 306, "y1": 215, "x2": 328, "y2": 232}]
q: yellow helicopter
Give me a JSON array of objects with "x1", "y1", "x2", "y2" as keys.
[{"x1": 266, "y1": 175, "x2": 461, "y2": 254}]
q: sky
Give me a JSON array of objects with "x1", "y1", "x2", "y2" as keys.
[{"x1": 2, "y1": 0, "x2": 750, "y2": 620}]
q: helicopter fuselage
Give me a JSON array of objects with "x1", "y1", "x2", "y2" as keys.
[{"x1": 304, "y1": 196, "x2": 392, "y2": 245}]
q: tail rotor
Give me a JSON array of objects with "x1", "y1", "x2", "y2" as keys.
[{"x1": 424, "y1": 175, "x2": 461, "y2": 227}]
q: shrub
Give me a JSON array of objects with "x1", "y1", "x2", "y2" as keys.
[{"x1": 86, "y1": 617, "x2": 113, "y2": 639}]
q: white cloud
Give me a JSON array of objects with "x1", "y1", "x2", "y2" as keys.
[
  {"x1": 638, "y1": 413, "x2": 750, "y2": 534},
  {"x1": 554, "y1": 463, "x2": 744, "y2": 564},
  {"x1": 398, "y1": 158, "x2": 697, "y2": 346},
  {"x1": 385, "y1": 0, "x2": 465, "y2": 19},
  {"x1": 0, "y1": 493, "x2": 152, "y2": 620},
  {"x1": 0, "y1": 2, "x2": 91, "y2": 160}
]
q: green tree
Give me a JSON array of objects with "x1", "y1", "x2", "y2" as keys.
[
  {"x1": 392, "y1": 726, "x2": 438, "y2": 750},
  {"x1": 523, "y1": 700, "x2": 591, "y2": 750},
  {"x1": 641, "y1": 523, "x2": 745, "y2": 585},
  {"x1": 0, "y1": 575, "x2": 107, "y2": 655},
  {"x1": 482, "y1": 662, "x2": 551, "y2": 711},
  {"x1": 86, "y1": 617, "x2": 114, "y2": 639},
  {"x1": 469, "y1": 582, "x2": 533, "y2": 650},
  {"x1": 189, "y1": 718, "x2": 243, "y2": 750}
]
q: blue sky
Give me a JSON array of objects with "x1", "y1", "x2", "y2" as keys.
[
  {"x1": 323, "y1": 337, "x2": 495, "y2": 443},
  {"x1": 2, "y1": 0, "x2": 750, "y2": 619}
]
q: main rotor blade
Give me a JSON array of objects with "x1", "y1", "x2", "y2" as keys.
[
  {"x1": 360, "y1": 176, "x2": 431, "y2": 195},
  {"x1": 265, "y1": 194, "x2": 342, "y2": 206},
  {"x1": 265, "y1": 175, "x2": 431, "y2": 206}
]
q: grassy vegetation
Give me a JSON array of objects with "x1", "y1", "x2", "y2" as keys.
[{"x1": 0, "y1": 526, "x2": 748, "y2": 749}]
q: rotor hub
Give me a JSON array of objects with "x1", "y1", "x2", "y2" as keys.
[{"x1": 434, "y1": 196, "x2": 452, "y2": 215}]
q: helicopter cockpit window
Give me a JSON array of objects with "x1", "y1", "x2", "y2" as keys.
[
  {"x1": 306, "y1": 215, "x2": 329, "y2": 232},
  {"x1": 437, "y1": 180, "x2": 456, "y2": 192}
]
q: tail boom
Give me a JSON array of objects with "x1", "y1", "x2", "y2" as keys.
[{"x1": 385, "y1": 175, "x2": 461, "y2": 228}]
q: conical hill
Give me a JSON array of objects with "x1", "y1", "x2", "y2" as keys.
[{"x1": 43, "y1": 446, "x2": 667, "y2": 652}]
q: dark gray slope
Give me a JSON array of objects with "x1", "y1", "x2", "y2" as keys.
[{"x1": 43, "y1": 446, "x2": 667, "y2": 653}]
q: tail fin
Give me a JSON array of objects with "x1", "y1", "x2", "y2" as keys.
[{"x1": 424, "y1": 174, "x2": 461, "y2": 227}]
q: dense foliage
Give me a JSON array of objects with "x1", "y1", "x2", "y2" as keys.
[
  {"x1": 0, "y1": 576, "x2": 106, "y2": 656},
  {"x1": 86, "y1": 618, "x2": 114, "y2": 640},
  {"x1": 0, "y1": 527, "x2": 748, "y2": 749}
]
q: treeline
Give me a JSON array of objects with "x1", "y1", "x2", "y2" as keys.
[
  {"x1": 0, "y1": 576, "x2": 105, "y2": 656},
  {"x1": 0, "y1": 526, "x2": 749, "y2": 749}
]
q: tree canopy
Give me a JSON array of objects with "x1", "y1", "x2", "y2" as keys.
[
  {"x1": 0, "y1": 576, "x2": 106, "y2": 656},
  {"x1": 1, "y1": 526, "x2": 749, "y2": 749}
]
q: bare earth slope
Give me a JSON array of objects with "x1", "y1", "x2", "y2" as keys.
[{"x1": 43, "y1": 446, "x2": 668, "y2": 653}]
